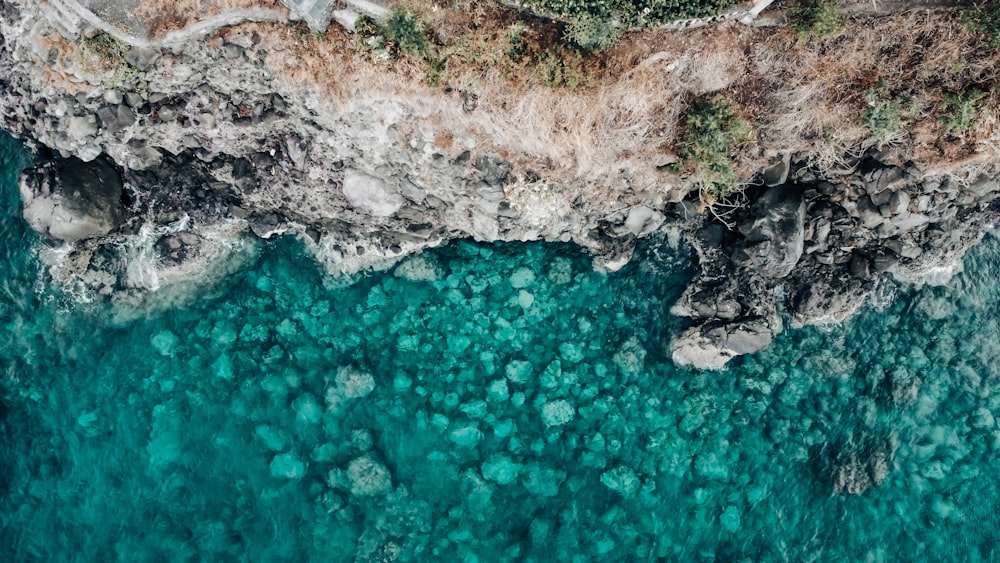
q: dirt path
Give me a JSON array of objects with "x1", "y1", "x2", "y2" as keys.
[
  {"x1": 49, "y1": 0, "x2": 972, "y2": 51},
  {"x1": 49, "y1": 0, "x2": 289, "y2": 48}
]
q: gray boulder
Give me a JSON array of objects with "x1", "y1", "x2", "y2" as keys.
[
  {"x1": 761, "y1": 154, "x2": 790, "y2": 187},
  {"x1": 855, "y1": 196, "x2": 884, "y2": 229},
  {"x1": 968, "y1": 175, "x2": 1000, "y2": 198},
  {"x1": 474, "y1": 154, "x2": 511, "y2": 186},
  {"x1": 342, "y1": 169, "x2": 403, "y2": 217},
  {"x1": 20, "y1": 157, "x2": 127, "y2": 242},
  {"x1": 624, "y1": 205, "x2": 665, "y2": 237},
  {"x1": 671, "y1": 318, "x2": 775, "y2": 370},
  {"x1": 788, "y1": 273, "x2": 869, "y2": 327},
  {"x1": 733, "y1": 185, "x2": 806, "y2": 278},
  {"x1": 125, "y1": 47, "x2": 160, "y2": 71},
  {"x1": 66, "y1": 114, "x2": 98, "y2": 140},
  {"x1": 96, "y1": 104, "x2": 136, "y2": 133},
  {"x1": 860, "y1": 162, "x2": 907, "y2": 195}
]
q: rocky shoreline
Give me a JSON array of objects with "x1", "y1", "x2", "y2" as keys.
[
  {"x1": 669, "y1": 155, "x2": 1000, "y2": 368},
  {"x1": 3, "y1": 0, "x2": 999, "y2": 369}
]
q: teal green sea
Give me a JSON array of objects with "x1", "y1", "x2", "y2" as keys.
[{"x1": 1, "y1": 130, "x2": 999, "y2": 561}]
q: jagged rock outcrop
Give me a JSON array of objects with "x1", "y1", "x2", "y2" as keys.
[
  {"x1": 733, "y1": 184, "x2": 805, "y2": 279},
  {"x1": 670, "y1": 154, "x2": 1000, "y2": 369},
  {"x1": 0, "y1": 0, "x2": 663, "y2": 289},
  {"x1": 19, "y1": 156, "x2": 127, "y2": 242}
]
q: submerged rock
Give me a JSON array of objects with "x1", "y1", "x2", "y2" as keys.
[
  {"x1": 819, "y1": 435, "x2": 894, "y2": 495},
  {"x1": 345, "y1": 454, "x2": 393, "y2": 496},
  {"x1": 270, "y1": 451, "x2": 307, "y2": 479},
  {"x1": 601, "y1": 466, "x2": 640, "y2": 497},
  {"x1": 333, "y1": 366, "x2": 376, "y2": 399}
]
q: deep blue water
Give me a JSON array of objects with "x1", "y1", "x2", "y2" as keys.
[{"x1": 1, "y1": 131, "x2": 999, "y2": 561}]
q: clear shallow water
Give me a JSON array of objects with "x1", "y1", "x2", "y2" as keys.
[{"x1": 1, "y1": 131, "x2": 999, "y2": 562}]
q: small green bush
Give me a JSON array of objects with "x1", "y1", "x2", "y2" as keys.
[
  {"x1": 939, "y1": 90, "x2": 985, "y2": 134},
  {"x1": 672, "y1": 99, "x2": 750, "y2": 201},
  {"x1": 962, "y1": 0, "x2": 1000, "y2": 46},
  {"x1": 539, "y1": 48, "x2": 590, "y2": 88},
  {"x1": 381, "y1": 7, "x2": 430, "y2": 58},
  {"x1": 522, "y1": 0, "x2": 734, "y2": 27},
  {"x1": 790, "y1": 0, "x2": 846, "y2": 40},
  {"x1": 863, "y1": 91, "x2": 902, "y2": 143},
  {"x1": 563, "y1": 14, "x2": 620, "y2": 52},
  {"x1": 505, "y1": 23, "x2": 529, "y2": 61},
  {"x1": 79, "y1": 33, "x2": 142, "y2": 89}
]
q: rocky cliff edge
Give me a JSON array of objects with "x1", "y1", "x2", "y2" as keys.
[{"x1": 2, "y1": 0, "x2": 999, "y2": 369}]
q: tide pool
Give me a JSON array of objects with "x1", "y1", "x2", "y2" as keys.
[{"x1": 1, "y1": 131, "x2": 998, "y2": 561}]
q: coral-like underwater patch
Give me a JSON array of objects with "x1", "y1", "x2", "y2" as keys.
[{"x1": 1, "y1": 132, "x2": 999, "y2": 561}]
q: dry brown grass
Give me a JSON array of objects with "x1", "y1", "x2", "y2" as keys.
[
  {"x1": 218, "y1": 5, "x2": 1000, "y2": 205},
  {"x1": 36, "y1": 30, "x2": 93, "y2": 94},
  {"x1": 740, "y1": 11, "x2": 1000, "y2": 170}
]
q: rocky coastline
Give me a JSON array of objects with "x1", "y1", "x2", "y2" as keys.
[{"x1": 2, "y1": 0, "x2": 999, "y2": 369}]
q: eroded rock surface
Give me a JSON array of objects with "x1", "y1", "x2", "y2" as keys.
[
  {"x1": 19, "y1": 156, "x2": 126, "y2": 242},
  {"x1": 733, "y1": 184, "x2": 805, "y2": 279}
]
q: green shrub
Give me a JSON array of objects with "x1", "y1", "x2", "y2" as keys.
[
  {"x1": 523, "y1": 0, "x2": 613, "y2": 21},
  {"x1": 672, "y1": 99, "x2": 750, "y2": 201},
  {"x1": 539, "y1": 47, "x2": 590, "y2": 88},
  {"x1": 505, "y1": 23, "x2": 529, "y2": 61},
  {"x1": 962, "y1": 0, "x2": 1000, "y2": 46},
  {"x1": 522, "y1": 0, "x2": 734, "y2": 28},
  {"x1": 291, "y1": 21, "x2": 324, "y2": 42},
  {"x1": 563, "y1": 14, "x2": 620, "y2": 52},
  {"x1": 790, "y1": 0, "x2": 846, "y2": 40},
  {"x1": 354, "y1": 14, "x2": 379, "y2": 36},
  {"x1": 79, "y1": 33, "x2": 142, "y2": 89},
  {"x1": 634, "y1": 0, "x2": 735, "y2": 26},
  {"x1": 939, "y1": 90, "x2": 985, "y2": 134},
  {"x1": 381, "y1": 7, "x2": 430, "y2": 58},
  {"x1": 863, "y1": 93, "x2": 902, "y2": 144}
]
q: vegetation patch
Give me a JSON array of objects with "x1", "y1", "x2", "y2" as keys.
[
  {"x1": 790, "y1": 0, "x2": 846, "y2": 40},
  {"x1": 356, "y1": 5, "x2": 599, "y2": 89},
  {"x1": 78, "y1": 33, "x2": 142, "y2": 89},
  {"x1": 381, "y1": 7, "x2": 431, "y2": 58},
  {"x1": 563, "y1": 14, "x2": 620, "y2": 52},
  {"x1": 939, "y1": 90, "x2": 985, "y2": 135},
  {"x1": 863, "y1": 88, "x2": 903, "y2": 144},
  {"x1": 538, "y1": 47, "x2": 590, "y2": 88},
  {"x1": 671, "y1": 98, "x2": 750, "y2": 204},
  {"x1": 520, "y1": 0, "x2": 735, "y2": 27},
  {"x1": 962, "y1": 0, "x2": 1000, "y2": 47}
]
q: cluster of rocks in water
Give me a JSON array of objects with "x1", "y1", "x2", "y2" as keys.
[
  {"x1": 2, "y1": 0, "x2": 1000, "y2": 370},
  {"x1": 668, "y1": 155, "x2": 1000, "y2": 369}
]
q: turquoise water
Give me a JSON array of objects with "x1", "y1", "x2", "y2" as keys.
[{"x1": 1, "y1": 130, "x2": 999, "y2": 562}]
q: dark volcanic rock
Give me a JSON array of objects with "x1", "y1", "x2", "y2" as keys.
[
  {"x1": 670, "y1": 154, "x2": 998, "y2": 369},
  {"x1": 733, "y1": 185, "x2": 806, "y2": 278},
  {"x1": 19, "y1": 156, "x2": 127, "y2": 242},
  {"x1": 474, "y1": 154, "x2": 511, "y2": 186},
  {"x1": 788, "y1": 269, "x2": 869, "y2": 326},
  {"x1": 96, "y1": 104, "x2": 136, "y2": 133}
]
